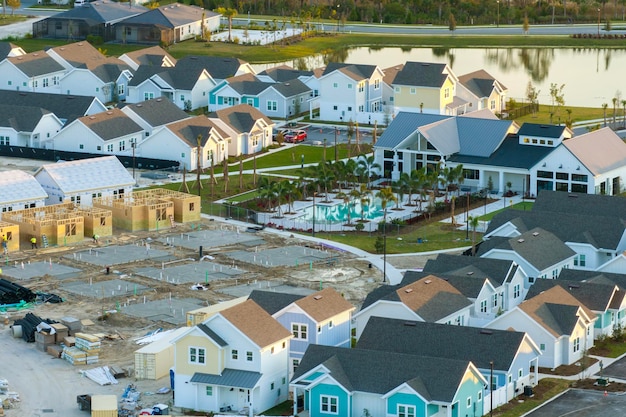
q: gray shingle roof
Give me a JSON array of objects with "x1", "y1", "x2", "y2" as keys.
[
  {"x1": 486, "y1": 209, "x2": 626, "y2": 251},
  {"x1": 558, "y1": 270, "x2": 626, "y2": 291},
  {"x1": 458, "y1": 69, "x2": 505, "y2": 98},
  {"x1": 176, "y1": 56, "x2": 248, "y2": 80},
  {"x1": 197, "y1": 323, "x2": 228, "y2": 346},
  {"x1": 190, "y1": 369, "x2": 262, "y2": 389},
  {"x1": 48, "y1": 1, "x2": 147, "y2": 24},
  {"x1": 79, "y1": 109, "x2": 143, "y2": 140},
  {"x1": 257, "y1": 65, "x2": 314, "y2": 82},
  {"x1": 424, "y1": 254, "x2": 518, "y2": 284},
  {"x1": 8, "y1": 52, "x2": 64, "y2": 77},
  {"x1": 357, "y1": 317, "x2": 527, "y2": 371},
  {"x1": 0, "y1": 41, "x2": 20, "y2": 59},
  {"x1": 477, "y1": 228, "x2": 576, "y2": 270},
  {"x1": 271, "y1": 79, "x2": 310, "y2": 97},
  {"x1": 120, "y1": 98, "x2": 189, "y2": 127},
  {"x1": 120, "y1": 4, "x2": 217, "y2": 28},
  {"x1": 0, "y1": 104, "x2": 52, "y2": 132},
  {"x1": 532, "y1": 190, "x2": 626, "y2": 221},
  {"x1": 322, "y1": 62, "x2": 378, "y2": 80},
  {"x1": 436, "y1": 274, "x2": 493, "y2": 298},
  {"x1": 90, "y1": 62, "x2": 131, "y2": 83},
  {"x1": 526, "y1": 279, "x2": 615, "y2": 312},
  {"x1": 536, "y1": 303, "x2": 580, "y2": 335},
  {"x1": 247, "y1": 290, "x2": 303, "y2": 315},
  {"x1": 517, "y1": 123, "x2": 567, "y2": 138},
  {"x1": 214, "y1": 104, "x2": 272, "y2": 134},
  {"x1": 448, "y1": 135, "x2": 554, "y2": 169},
  {"x1": 227, "y1": 74, "x2": 269, "y2": 96},
  {"x1": 292, "y1": 344, "x2": 474, "y2": 402},
  {"x1": 0, "y1": 90, "x2": 102, "y2": 126},
  {"x1": 391, "y1": 61, "x2": 448, "y2": 87}
]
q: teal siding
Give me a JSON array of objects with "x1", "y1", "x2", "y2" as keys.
[
  {"x1": 218, "y1": 96, "x2": 223, "y2": 105},
  {"x1": 310, "y1": 383, "x2": 349, "y2": 417},
  {"x1": 242, "y1": 96, "x2": 259, "y2": 108},
  {"x1": 387, "y1": 392, "x2": 427, "y2": 417},
  {"x1": 454, "y1": 373, "x2": 484, "y2": 417},
  {"x1": 426, "y1": 404, "x2": 439, "y2": 416},
  {"x1": 209, "y1": 93, "x2": 216, "y2": 105}
]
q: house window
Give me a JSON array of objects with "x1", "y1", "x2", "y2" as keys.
[
  {"x1": 79, "y1": 144, "x2": 84, "y2": 150},
  {"x1": 518, "y1": 368, "x2": 523, "y2": 378},
  {"x1": 43, "y1": 78, "x2": 49, "y2": 88},
  {"x1": 52, "y1": 76, "x2": 59, "y2": 85},
  {"x1": 144, "y1": 92, "x2": 155, "y2": 100},
  {"x1": 282, "y1": 377, "x2": 286, "y2": 385},
  {"x1": 317, "y1": 326, "x2": 321, "y2": 333},
  {"x1": 398, "y1": 404, "x2": 415, "y2": 417},
  {"x1": 292, "y1": 324, "x2": 307, "y2": 340},
  {"x1": 107, "y1": 144, "x2": 113, "y2": 152},
  {"x1": 328, "y1": 321, "x2": 333, "y2": 329},
  {"x1": 348, "y1": 83, "x2": 353, "y2": 89},
  {"x1": 573, "y1": 337, "x2": 580, "y2": 352},
  {"x1": 56, "y1": 22, "x2": 62, "y2": 30},
  {"x1": 410, "y1": 87, "x2": 416, "y2": 94},
  {"x1": 513, "y1": 284, "x2": 520, "y2": 298},
  {"x1": 571, "y1": 174, "x2": 588, "y2": 182},
  {"x1": 333, "y1": 105, "x2": 338, "y2": 111},
  {"x1": 266, "y1": 100, "x2": 277, "y2": 111},
  {"x1": 232, "y1": 349, "x2": 238, "y2": 360},
  {"x1": 333, "y1": 82, "x2": 338, "y2": 88},
  {"x1": 444, "y1": 88, "x2": 450, "y2": 98},
  {"x1": 206, "y1": 386, "x2": 213, "y2": 396},
  {"x1": 394, "y1": 86, "x2": 400, "y2": 93},
  {"x1": 246, "y1": 351, "x2": 253, "y2": 361},
  {"x1": 270, "y1": 382, "x2": 275, "y2": 390},
  {"x1": 358, "y1": 105, "x2": 364, "y2": 112},
  {"x1": 0, "y1": 136, "x2": 9, "y2": 146},
  {"x1": 33, "y1": 80, "x2": 38, "y2": 88},
  {"x1": 480, "y1": 300, "x2": 487, "y2": 313},
  {"x1": 491, "y1": 376, "x2": 497, "y2": 390},
  {"x1": 491, "y1": 99, "x2": 496, "y2": 109},
  {"x1": 125, "y1": 27, "x2": 131, "y2": 36},
  {"x1": 478, "y1": 391, "x2": 482, "y2": 401},
  {"x1": 374, "y1": 79, "x2": 380, "y2": 89},
  {"x1": 347, "y1": 107, "x2": 352, "y2": 111},
  {"x1": 271, "y1": 346, "x2": 275, "y2": 354},
  {"x1": 189, "y1": 347, "x2": 206, "y2": 364},
  {"x1": 180, "y1": 94, "x2": 185, "y2": 102},
  {"x1": 189, "y1": 202, "x2": 195, "y2": 211},
  {"x1": 358, "y1": 83, "x2": 364, "y2": 92},
  {"x1": 320, "y1": 395, "x2": 338, "y2": 414},
  {"x1": 96, "y1": 87, "x2": 99, "y2": 92},
  {"x1": 492, "y1": 293, "x2": 498, "y2": 307},
  {"x1": 466, "y1": 397, "x2": 472, "y2": 408},
  {"x1": 574, "y1": 255, "x2": 586, "y2": 267},
  {"x1": 118, "y1": 84, "x2": 125, "y2": 95},
  {"x1": 119, "y1": 140, "x2": 126, "y2": 151},
  {"x1": 292, "y1": 359, "x2": 300, "y2": 371}
]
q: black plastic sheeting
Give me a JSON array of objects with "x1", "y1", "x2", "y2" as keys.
[
  {"x1": 0, "y1": 278, "x2": 36, "y2": 305},
  {"x1": 13, "y1": 313, "x2": 59, "y2": 343}
]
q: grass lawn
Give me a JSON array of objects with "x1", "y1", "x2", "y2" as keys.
[
  {"x1": 589, "y1": 337, "x2": 626, "y2": 358},
  {"x1": 0, "y1": 15, "x2": 28, "y2": 26},
  {"x1": 478, "y1": 201, "x2": 535, "y2": 221},
  {"x1": 515, "y1": 104, "x2": 613, "y2": 125}
]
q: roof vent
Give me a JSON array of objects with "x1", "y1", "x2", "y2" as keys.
[
  {"x1": 89, "y1": 116, "x2": 96, "y2": 120},
  {"x1": 466, "y1": 271, "x2": 474, "y2": 275},
  {"x1": 424, "y1": 279, "x2": 432, "y2": 284},
  {"x1": 480, "y1": 329, "x2": 493, "y2": 335},
  {"x1": 404, "y1": 288, "x2": 413, "y2": 293},
  {"x1": 517, "y1": 238, "x2": 525, "y2": 243},
  {"x1": 532, "y1": 232, "x2": 539, "y2": 237},
  {"x1": 568, "y1": 194, "x2": 578, "y2": 198},
  {"x1": 106, "y1": 111, "x2": 113, "y2": 115},
  {"x1": 136, "y1": 104, "x2": 142, "y2": 107},
  {"x1": 313, "y1": 295, "x2": 322, "y2": 300},
  {"x1": 568, "y1": 285, "x2": 580, "y2": 290},
  {"x1": 156, "y1": 98, "x2": 162, "y2": 102},
  {"x1": 404, "y1": 321, "x2": 417, "y2": 326}
]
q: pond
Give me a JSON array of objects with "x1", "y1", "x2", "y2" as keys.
[{"x1": 253, "y1": 47, "x2": 626, "y2": 108}]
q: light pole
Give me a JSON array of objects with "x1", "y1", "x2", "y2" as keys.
[
  {"x1": 489, "y1": 361, "x2": 494, "y2": 417},
  {"x1": 597, "y1": 8, "x2": 601, "y2": 36},
  {"x1": 496, "y1": 0, "x2": 500, "y2": 27},
  {"x1": 334, "y1": 127, "x2": 338, "y2": 162},
  {"x1": 312, "y1": 192, "x2": 316, "y2": 237}
]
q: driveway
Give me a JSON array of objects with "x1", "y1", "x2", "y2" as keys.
[
  {"x1": 600, "y1": 354, "x2": 626, "y2": 381},
  {"x1": 525, "y1": 389, "x2": 626, "y2": 417}
]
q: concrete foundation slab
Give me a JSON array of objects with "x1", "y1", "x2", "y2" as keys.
[
  {"x1": 217, "y1": 280, "x2": 317, "y2": 298},
  {"x1": 157, "y1": 229, "x2": 264, "y2": 250},
  {"x1": 135, "y1": 261, "x2": 245, "y2": 285},
  {"x1": 0, "y1": 260, "x2": 82, "y2": 281},
  {"x1": 60, "y1": 279, "x2": 150, "y2": 298},
  {"x1": 64, "y1": 245, "x2": 173, "y2": 266},
  {"x1": 120, "y1": 297, "x2": 206, "y2": 325},
  {"x1": 224, "y1": 245, "x2": 335, "y2": 268}
]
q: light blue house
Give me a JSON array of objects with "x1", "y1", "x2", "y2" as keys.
[
  {"x1": 291, "y1": 344, "x2": 487, "y2": 417},
  {"x1": 249, "y1": 287, "x2": 355, "y2": 378}
]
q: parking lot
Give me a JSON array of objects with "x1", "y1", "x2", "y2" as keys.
[
  {"x1": 274, "y1": 124, "x2": 378, "y2": 147},
  {"x1": 525, "y1": 389, "x2": 626, "y2": 417}
]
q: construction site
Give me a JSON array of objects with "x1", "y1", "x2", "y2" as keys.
[{"x1": 0, "y1": 198, "x2": 384, "y2": 416}]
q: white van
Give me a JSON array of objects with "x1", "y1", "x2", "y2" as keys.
[{"x1": 74, "y1": 0, "x2": 86, "y2": 7}]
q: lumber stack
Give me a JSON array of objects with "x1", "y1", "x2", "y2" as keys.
[{"x1": 74, "y1": 333, "x2": 101, "y2": 365}]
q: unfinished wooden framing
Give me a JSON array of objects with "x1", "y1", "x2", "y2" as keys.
[
  {"x1": 0, "y1": 221, "x2": 20, "y2": 254},
  {"x1": 132, "y1": 188, "x2": 201, "y2": 223}
]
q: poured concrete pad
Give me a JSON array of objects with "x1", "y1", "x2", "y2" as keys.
[
  {"x1": 64, "y1": 245, "x2": 172, "y2": 266},
  {"x1": 157, "y1": 229, "x2": 264, "y2": 250},
  {"x1": 224, "y1": 245, "x2": 335, "y2": 267},
  {"x1": 135, "y1": 260, "x2": 244, "y2": 285},
  {"x1": 218, "y1": 280, "x2": 317, "y2": 298},
  {"x1": 1, "y1": 260, "x2": 82, "y2": 281},
  {"x1": 120, "y1": 297, "x2": 206, "y2": 325},
  {"x1": 60, "y1": 279, "x2": 150, "y2": 298}
]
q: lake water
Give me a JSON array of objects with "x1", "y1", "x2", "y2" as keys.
[{"x1": 253, "y1": 47, "x2": 626, "y2": 108}]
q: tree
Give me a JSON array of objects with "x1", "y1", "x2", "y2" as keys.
[
  {"x1": 376, "y1": 187, "x2": 397, "y2": 282},
  {"x1": 469, "y1": 216, "x2": 480, "y2": 256},
  {"x1": 7, "y1": 0, "x2": 20, "y2": 15},
  {"x1": 335, "y1": 191, "x2": 354, "y2": 225},
  {"x1": 622, "y1": 99, "x2": 626, "y2": 128},
  {"x1": 523, "y1": 14, "x2": 530, "y2": 35},
  {"x1": 602, "y1": 102, "x2": 608, "y2": 126},
  {"x1": 216, "y1": 7, "x2": 238, "y2": 42},
  {"x1": 549, "y1": 83, "x2": 565, "y2": 120},
  {"x1": 357, "y1": 154, "x2": 381, "y2": 188},
  {"x1": 350, "y1": 184, "x2": 372, "y2": 222},
  {"x1": 525, "y1": 81, "x2": 540, "y2": 116},
  {"x1": 448, "y1": 13, "x2": 456, "y2": 32}
]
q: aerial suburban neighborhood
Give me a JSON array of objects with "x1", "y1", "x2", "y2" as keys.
[{"x1": 0, "y1": 3, "x2": 626, "y2": 417}]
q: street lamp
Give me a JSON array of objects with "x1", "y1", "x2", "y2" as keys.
[
  {"x1": 334, "y1": 127, "x2": 338, "y2": 162},
  {"x1": 496, "y1": 0, "x2": 500, "y2": 28},
  {"x1": 312, "y1": 192, "x2": 316, "y2": 237},
  {"x1": 597, "y1": 8, "x2": 601, "y2": 36}
]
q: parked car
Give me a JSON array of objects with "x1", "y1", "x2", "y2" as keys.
[
  {"x1": 272, "y1": 128, "x2": 290, "y2": 141},
  {"x1": 284, "y1": 130, "x2": 307, "y2": 143}
]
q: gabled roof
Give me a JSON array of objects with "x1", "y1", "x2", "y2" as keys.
[
  {"x1": 197, "y1": 323, "x2": 228, "y2": 346},
  {"x1": 294, "y1": 287, "x2": 355, "y2": 322},
  {"x1": 370, "y1": 274, "x2": 472, "y2": 321},
  {"x1": 391, "y1": 61, "x2": 450, "y2": 88},
  {"x1": 458, "y1": 69, "x2": 507, "y2": 98},
  {"x1": 0, "y1": 41, "x2": 24, "y2": 59},
  {"x1": 448, "y1": 135, "x2": 554, "y2": 169},
  {"x1": 533, "y1": 190, "x2": 626, "y2": 221},
  {"x1": 248, "y1": 290, "x2": 303, "y2": 315},
  {"x1": 224, "y1": 73, "x2": 269, "y2": 96},
  {"x1": 563, "y1": 127, "x2": 626, "y2": 176},
  {"x1": 219, "y1": 300, "x2": 292, "y2": 348},
  {"x1": 517, "y1": 123, "x2": 568, "y2": 138},
  {"x1": 270, "y1": 79, "x2": 310, "y2": 97},
  {"x1": 162, "y1": 115, "x2": 227, "y2": 148},
  {"x1": 190, "y1": 369, "x2": 262, "y2": 389},
  {"x1": 478, "y1": 227, "x2": 576, "y2": 270},
  {"x1": 46, "y1": 1, "x2": 146, "y2": 24},
  {"x1": 424, "y1": 254, "x2": 519, "y2": 284},
  {"x1": 0, "y1": 90, "x2": 103, "y2": 126},
  {"x1": 486, "y1": 209, "x2": 626, "y2": 251},
  {"x1": 526, "y1": 279, "x2": 618, "y2": 312},
  {"x1": 558, "y1": 269, "x2": 626, "y2": 292},
  {"x1": 321, "y1": 62, "x2": 379, "y2": 80},
  {"x1": 8, "y1": 50, "x2": 65, "y2": 77},
  {"x1": 292, "y1": 344, "x2": 477, "y2": 403},
  {"x1": 213, "y1": 104, "x2": 273, "y2": 134},
  {"x1": 119, "y1": 45, "x2": 176, "y2": 69},
  {"x1": 357, "y1": 317, "x2": 531, "y2": 371},
  {"x1": 150, "y1": 66, "x2": 209, "y2": 90},
  {"x1": 48, "y1": 42, "x2": 132, "y2": 83},
  {"x1": 0, "y1": 104, "x2": 53, "y2": 132},
  {"x1": 121, "y1": 98, "x2": 189, "y2": 127},
  {"x1": 257, "y1": 65, "x2": 314, "y2": 82},
  {"x1": 0, "y1": 170, "x2": 48, "y2": 204},
  {"x1": 436, "y1": 274, "x2": 494, "y2": 299},
  {"x1": 176, "y1": 56, "x2": 251, "y2": 80},
  {"x1": 121, "y1": 4, "x2": 217, "y2": 28},
  {"x1": 518, "y1": 286, "x2": 595, "y2": 337},
  {"x1": 35, "y1": 156, "x2": 134, "y2": 193},
  {"x1": 375, "y1": 112, "x2": 448, "y2": 149},
  {"x1": 78, "y1": 108, "x2": 143, "y2": 140},
  {"x1": 382, "y1": 63, "x2": 404, "y2": 85}
]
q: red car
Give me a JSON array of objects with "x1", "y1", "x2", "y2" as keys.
[{"x1": 284, "y1": 130, "x2": 307, "y2": 143}]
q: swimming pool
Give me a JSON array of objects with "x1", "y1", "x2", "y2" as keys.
[{"x1": 298, "y1": 199, "x2": 385, "y2": 224}]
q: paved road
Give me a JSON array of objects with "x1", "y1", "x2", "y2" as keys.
[{"x1": 524, "y1": 389, "x2": 626, "y2": 417}]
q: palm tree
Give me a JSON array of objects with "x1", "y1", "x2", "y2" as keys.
[
  {"x1": 376, "y1": 187, "x2": 398, "y2": 283},
  {"x1": 357, "y1": 154, "x2": 381, "y2": 188},
  {"x1": 257, "y1": 177, "x2": 276, "y2": 212},
  {"x1": 622, "y1": 99, "x2": 626, "y2": 128},
  {"x1": 391, "y1": 178, "x2": 406, "y2": 210},
  {"x1": 335, "y1": 191, "x2": 354, "y2": 226},
  {"x1": 613, "y1": 97, "x2": 619, "y2": 127},
  {"x1": 602, "y1": 103, "x2": 608, "y2": 127},
  {"x1": 283, "y1": 181, "x2": 301, "y2": 215},
  {"x1": 217, "y1": 7, "x2": 238, "y2": 42},
  {"x1": 469, "y1": 215, "x2": 480, "y2": 256},
  {"x1": 310, "y1": 162, "x2": 335, "y2": 202},
  {"x1": 350, "y1": 184, "x2": 372, "y2": 222},
  {"x1": 447, "y1": 165, "x2": 465, "y2": 226}
]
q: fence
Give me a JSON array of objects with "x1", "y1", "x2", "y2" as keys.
[{"x1": 504, "y1": 103, "x2": 539, "y2": 120}]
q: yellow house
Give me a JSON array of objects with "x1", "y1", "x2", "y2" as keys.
[{"x1": 389, "y1": 61, "x2": 458, "y2": 115}]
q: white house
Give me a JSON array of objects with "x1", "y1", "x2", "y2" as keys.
[
  {"x1": 34, "y1": 156, "x2": 135, "y2": 206},
  {"x1": 0, "y1": 104, "x2": 64, "y2": 148},
  {"x1": 0, "y1": 50, "x2": 66, "y2": 93},
  {"x1": 210, "y1": 104, "x2": 274, "y2": 156},
  {"x1": 120, "y1": 98, "x2": 190, "y2": 138},
  {"x1": 118, "y1": 45, "x2": 177, "y2": 71},
  {"x1": 0, "y1": 170, "x2": 48, "y2": 215}
]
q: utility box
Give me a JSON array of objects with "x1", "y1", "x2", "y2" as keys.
[{"x1": 91, "y1": 395, "x2": 117, "y2": 417}]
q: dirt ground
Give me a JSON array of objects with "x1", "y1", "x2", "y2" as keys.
[{"x1": 0, "y1": 218, "x2": 388, "y2": 416}]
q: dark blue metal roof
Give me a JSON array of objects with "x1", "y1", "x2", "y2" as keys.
[{"x1": 190, "y1": 369, "x2": 262, "y2": 389}]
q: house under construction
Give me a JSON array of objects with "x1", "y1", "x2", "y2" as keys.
[{"x1": 0, "y1": 221, "x2": 20, "y2": 253}]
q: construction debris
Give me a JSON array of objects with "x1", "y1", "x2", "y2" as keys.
[
  {"x1": 81, "y1": 366, "x2": 119, "y2": 386},
  {"x1": 0, "y1": 279, "x2": 36, "y2": 305}
]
